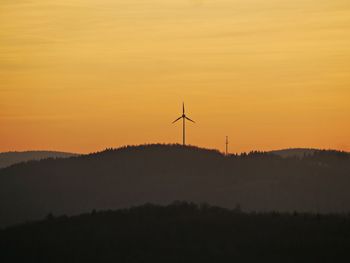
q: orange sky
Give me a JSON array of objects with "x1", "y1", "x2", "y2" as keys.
[{"x1": 1, "y1": 0, "x2": 350, "y2": 153}]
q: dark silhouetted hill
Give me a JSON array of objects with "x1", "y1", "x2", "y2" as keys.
[
  {"x1": 1, "y1": 202, "x2": 350, "y2": 262},
  {"x1": 269, "y1": 148, "x2": 318, "y2": 158},
  {"x1": 0, "y1": 144, "x2": 350, "y2": 227},
  {"x1": 269, "y1": 148, "x2": 349, "y2": 158},
  {"x1": 0, "y1": 151, "x2": 78, "y2": 169}
]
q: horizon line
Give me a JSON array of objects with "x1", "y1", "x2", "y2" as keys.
[{"x1": 1, "y1": 143, "x2": 348, "y2": 155}]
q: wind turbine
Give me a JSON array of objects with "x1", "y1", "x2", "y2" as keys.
[{"x1": 172, "y1": 103, "x2": 195, "y2": 146}]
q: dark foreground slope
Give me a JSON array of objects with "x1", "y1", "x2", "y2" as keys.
[
  {"x1": 0, "y1": 151, "x2": 78, "y2": 169},
  {"x1": 1, "y1": 202, "x2": 350, "y2": 263},
  {"x1": 0, "y1": 144, "x2": 350, "y2": 227}
]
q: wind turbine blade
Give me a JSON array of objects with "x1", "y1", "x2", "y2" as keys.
[
  {"x1": 172, "y1": 116, "x2": 182, "y2": 124},
  {"x1": 185, "y1": 116, "x2": 195, "y2": 123},
  {"x1": 183, "y1": 102, "x2": 185, "y2": 114}
]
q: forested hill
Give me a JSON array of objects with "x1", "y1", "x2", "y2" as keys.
[
  {"x1": 0, "y1": 144, "x2": 349, "y2": 227},
  {"x1": 1, "y1": 202, "x2": 350, "y2": 262},
  {"x1": 269, "y1": 148, "x2": 318, "y2": 158},
  {"x1": 0, "y1": 151, "x2": 78, "y2": 169}
]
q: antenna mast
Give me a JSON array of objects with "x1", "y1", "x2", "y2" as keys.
[{"x1": 226, "y1": 136, "x2": 229, "y2": 156}]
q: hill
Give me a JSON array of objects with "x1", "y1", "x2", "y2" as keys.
[
  {"x1": 269, "y1": 148, "x2": 318, "y2": 158},
  {"x1": 0, "y1": 151, "x2": 78, "y2": 169},
  {"x1": 1, "y1": 202, "x2": 350, "y2": 262},
  {"x1": 0, "y1": 144, "x2": 350, "y2": 227}
]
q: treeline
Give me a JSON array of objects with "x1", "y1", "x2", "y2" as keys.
[{"x1": 1, "y1": 201, "x2": 350, "y2": 262}]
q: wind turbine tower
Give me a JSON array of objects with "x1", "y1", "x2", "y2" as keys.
[{"x1": 172, "y1": 103, "x2": 195, "y2": 146}]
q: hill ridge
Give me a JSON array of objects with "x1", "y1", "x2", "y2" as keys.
[{"x1": 0, "y1": 144, "x2": 349, "y2": 227}]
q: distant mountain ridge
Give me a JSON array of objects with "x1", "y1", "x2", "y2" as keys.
[
  {"x1": 0, "y1": 151, "x2": 79, "y2": 169},
  {"x1": 0, "y1": 144, "x2": 349, "y2": 227}
]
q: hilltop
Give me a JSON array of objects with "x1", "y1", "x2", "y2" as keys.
[
  {"x1": 0, "y1": 151, "x2": 78, "y2": 169},
  {"x1": 0, "y1": 144, "x2": 349, "y2": 227}
]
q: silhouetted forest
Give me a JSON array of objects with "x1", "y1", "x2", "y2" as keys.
[
  {"x1": 269, "y1": 148, "x2": 317, "y2": 158},
  {"x1": 1, "y1": 202, "x2": 350, "y2": 262},
  {"x1": 0, "y1": 144, "x2": 349, "y2": 227}
]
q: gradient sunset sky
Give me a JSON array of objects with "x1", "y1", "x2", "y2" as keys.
[{"x1": 1, "y1": 0, "x2": 349, "y2": 153}]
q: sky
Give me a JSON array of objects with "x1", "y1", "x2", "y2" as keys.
[{"x1": 1, "y1": 0, "x2": 350, "y2": 153}]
